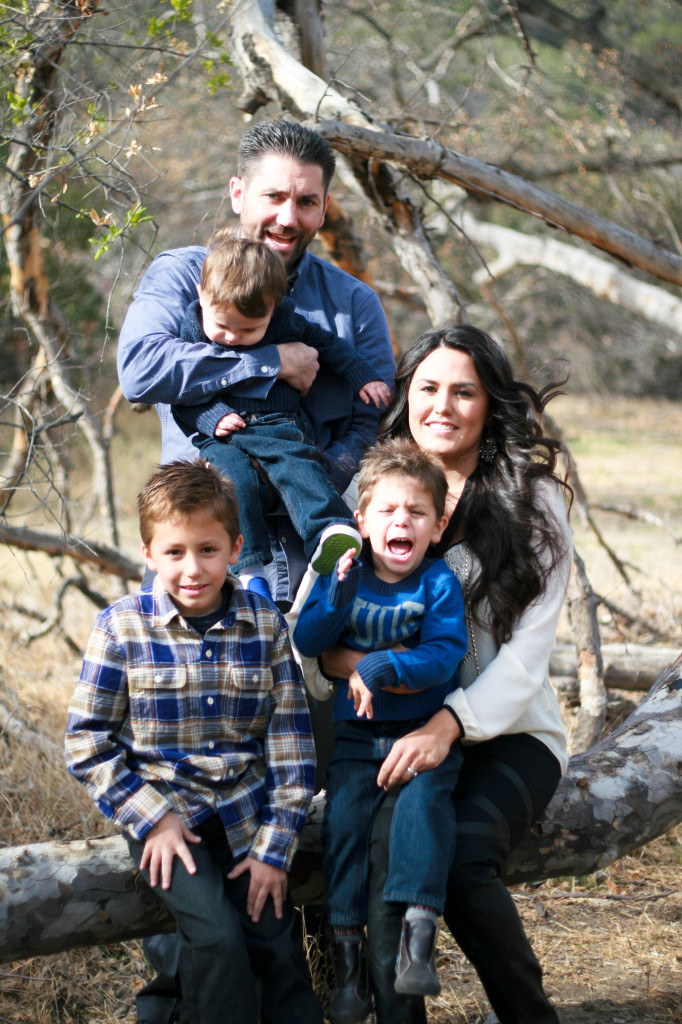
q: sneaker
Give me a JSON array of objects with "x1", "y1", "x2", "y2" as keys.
[
  {"x1": 394, "y1": 915, "x2": 441, "y2": 997},
  {"x1": 310, "y1": 524, "x2": 362, "y2": 575},
  {"x1": 244, "y1": 576, "x2": 274, "y2": 602},
  {"x1": 328, "y1": 933, "x2": 373, "y2": 1024}
]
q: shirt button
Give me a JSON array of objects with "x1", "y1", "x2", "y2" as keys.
[
  {"x1": 208, "y1": 741, "x2": 215, "y2": 750},
  {"x1": 260, "y1": 365, "x2": 269, "y2": 373},
  {"x1": 154, "y1": 674, "x2": 162, "y2": 682},
  {"x1": 220, "y1": 378, "x2": 228, "y2": 387},
  {"x1": 252, "y1": 673, "x2": 258, "y2": 683},
  {"x1": 205, "y1": 649, "x2": 213, "y2": 658},
  {"x1": 207, "y1": 697, "x2": 215, "y2": 706},
  {"x1": 229, "y1": 768, "x2": 235, "y2": 777}
]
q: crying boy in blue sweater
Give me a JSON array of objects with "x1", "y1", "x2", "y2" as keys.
[{"x1": 293, "y1": 438, "x2": 467, "y2": 1021}]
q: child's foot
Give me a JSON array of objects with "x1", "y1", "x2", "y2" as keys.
[
  {"x1": 242, "y1": 575, "x2": 274, "y2": 602},
  {"x1": 328, "y1": 932, "x2": 372, "y2": 1024},
  {"x1": 310, "y1": 524, "x2": 362, "y2": 575},
  {"x1": 394, "y1": 914, "x2": 441, "y2": 996}
]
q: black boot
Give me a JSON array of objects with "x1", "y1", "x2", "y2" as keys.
[
  {"x1": 394, "y1": 916, "x2": 441, "y2": 996},
  {"x1": 328, "y1": 934, "x2": 373, "y2": 1024}
]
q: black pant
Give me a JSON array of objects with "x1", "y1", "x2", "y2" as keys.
[
  {"x1": 366, "y1": 733, "x2": 562, "y2": 1024},
  {"x1": 129, "y1": 816, "x2": 321, "y2": 1024}
]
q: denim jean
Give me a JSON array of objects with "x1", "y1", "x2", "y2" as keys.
[
  {"x1": 127, "y1": 814, "x2": 322, "y2": 1024},
  {"x1": 194, "y1": 412, "x2": 356, "y2": 572},
  {"x1": 323, "y1": 719, "x2": 463, "y2": 926}
]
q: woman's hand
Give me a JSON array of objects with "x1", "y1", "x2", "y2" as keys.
[{"x1": 377, "y1": 709, "x2": 461, "y2": 791}]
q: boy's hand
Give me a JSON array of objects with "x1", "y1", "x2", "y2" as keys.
[
  {"x1": 336, "y1": 548, "x2": 356, "y2": 582},
  {"x1": 348, "y1": 669, "x2": 374, "y2": 719},
  {"x1": 140, "y1": 812, "x2": 202, "y2": 891},
  {"x1": 358, "y1": 380, "x2": 391, "y2": 409},
  {"x1": 227, "y1": 856, "x2": 288, "y2": 923},
  {"x1": 215, "y1": 413, "x2": 246, "y2": 436}
]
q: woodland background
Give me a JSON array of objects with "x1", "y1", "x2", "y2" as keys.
[{"x1": 1, "y1": 1, "x2": 681, "y2": 1021}]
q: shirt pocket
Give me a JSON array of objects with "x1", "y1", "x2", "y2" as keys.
[
  {"x1": 223, "y1": 665, "x2": 271, "y2": 734},
  {"x1": 127, "y1": 664, "x2": 188, "y2": 749}
]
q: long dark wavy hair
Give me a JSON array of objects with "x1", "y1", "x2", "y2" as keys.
[{"x1": 381, "y1": 325, "x2": 572, "y2": 647}]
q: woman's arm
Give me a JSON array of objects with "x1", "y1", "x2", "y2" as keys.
[{"x1": 318, "y1": 644, "x2": 364, "y2": 680}]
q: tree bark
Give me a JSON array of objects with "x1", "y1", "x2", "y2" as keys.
[
  {"x1": 1, "y1": 655, "x2": 680, "y2": 964},
  {"x1": 229, "y1": 0, "x2": 466, "y2": 326},
  {"x1": 315, "y1": 120, "x2": 682, "y2": 287},
  {"x1": 550, "y1": 644, "x2": 680, "y2": 692},
  {"x1": 0, "y1": 523, "x2": 141, "y2": 580}
]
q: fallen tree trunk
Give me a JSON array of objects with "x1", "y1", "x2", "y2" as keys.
[
  {"x1": 550, "y1": 644, "x2": 680, "y2": 691},
  {"x1": 0, "y1": 656, "x2": 680, "y2": 964}
]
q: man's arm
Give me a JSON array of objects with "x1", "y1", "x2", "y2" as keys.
[{"x1": 117, "y1": 249, "x2": 283, "y2": 407}]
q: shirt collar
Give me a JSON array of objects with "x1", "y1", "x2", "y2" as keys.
[{"x1": 150, "y1": 574, "x2": 258, "y2": 632}]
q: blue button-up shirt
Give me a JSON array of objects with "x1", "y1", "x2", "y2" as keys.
[
  {"x1": 117, "y1": 247, "x2": 395, "y2": 493},
  {"x1": 65, "y1": 577, "x2": 316, "y2": 871}
]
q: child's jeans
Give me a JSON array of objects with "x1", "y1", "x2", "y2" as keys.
[
  {"x1": 126, "y1": 813, "x2": 322, "y2": 1024},
  {"x1": 193, "y1": 412, "x2": 355, "y2": 571},
  {"x1": 323, "y1": 718, "x2": 463, "y2": 927}
]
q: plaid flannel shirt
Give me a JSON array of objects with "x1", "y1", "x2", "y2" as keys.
[{"x1": 65, "y1": 576, "x2": 315, "y2": 871}]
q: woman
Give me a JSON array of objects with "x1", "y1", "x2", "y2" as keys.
[{"x1": 320, "y1": 324, "x2": 573, "y2": 1024}]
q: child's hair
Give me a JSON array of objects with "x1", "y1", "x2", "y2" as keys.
[
  {"x1": 138, "y1": 459, "x2": 241, "y2": 546},
  {"x1": 200, "y1": 228, "x2": 287, "y2": 317},
  {"x1": 356, "y1": 438, "x2": 448, "y2": 518}
]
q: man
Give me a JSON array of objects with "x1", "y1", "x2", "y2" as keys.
[
  {"x1": 117, "y1": 120, "x2": 395, "y2": 1024},
  {"x1": 118, "y1": 120, "x2": 394, "y2": 605}
]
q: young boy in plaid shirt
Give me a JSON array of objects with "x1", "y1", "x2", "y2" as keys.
[{"x1": 65, "y1": 460, "x2": 322, "y2": 1024}]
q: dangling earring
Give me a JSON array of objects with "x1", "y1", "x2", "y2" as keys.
[{"x1": 479, "y1": 434, "x2": 497, "y2": 463}]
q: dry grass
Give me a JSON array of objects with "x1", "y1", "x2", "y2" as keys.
[{"x1": 0, "y1": 394, "x2": 680, "y2": 1022}]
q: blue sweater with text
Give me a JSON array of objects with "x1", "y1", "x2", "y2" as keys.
[{"x1": 293, "y1": 556, "x2": 467, "y2": 722}]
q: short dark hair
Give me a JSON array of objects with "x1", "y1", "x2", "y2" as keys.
[
  {"x1": 201, "y1": 229, "x2": 287, "y2": 317},
  {"x1": 237, "y1": 120, "x2": 336, "y2": 192},
  {"x1": 357, "y1": 438, "x2": 447, "y2": 519},
  {"x1": 138, "y1": 460, "x2": 241, "y2": 546}
]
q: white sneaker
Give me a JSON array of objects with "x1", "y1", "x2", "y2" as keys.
[{"x1": 310, "y1": 524, "x2": 362, "y2": 575}]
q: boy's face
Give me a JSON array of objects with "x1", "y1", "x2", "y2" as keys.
[
  {"x1": 354, "y1": 474, "x2": 448, "y2": 584},
  {"x1": 142, "y1": 510, "x2": 243, "y2": 618},
  {"x1": 197, "y1": 288, "x2": 273, "y2": 347}
]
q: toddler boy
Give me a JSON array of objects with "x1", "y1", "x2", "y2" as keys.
[
  {"x1": 65, "y1": 460, "x2": 322, "y2": 1024},
  {"x1": 293, "y1": 438, "x2": 467, "y2": 1021},
  {"x1": 172, "y1": 231, "x2": 392, "y2": 599}
]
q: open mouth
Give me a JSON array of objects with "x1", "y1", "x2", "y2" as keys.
[{"x1": 387, "y1": 538, "x2": 414, "y2": 559}]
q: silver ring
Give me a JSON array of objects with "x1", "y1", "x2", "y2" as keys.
[{"x1": 406, "y1": 766, "x2": 418, "y2": 778}]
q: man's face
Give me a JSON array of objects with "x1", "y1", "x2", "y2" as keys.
[{"x1": 230, "y1": 154, "x2": 330, "y2": 271}]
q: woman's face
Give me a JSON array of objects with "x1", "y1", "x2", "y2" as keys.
[{"x1": 407, "y1": 346, "x2": 490, "y2": 475}]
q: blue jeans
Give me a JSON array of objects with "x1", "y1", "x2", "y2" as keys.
[
  {"x1": 127, "y1": 814, "x2": 322, "y2": 1024},
  {"x1": 194, "y1": 413, "x2": 355, "y2": 571},
  {"x1": 323, "y1": 719, "x2": 463, "y2": 926}
]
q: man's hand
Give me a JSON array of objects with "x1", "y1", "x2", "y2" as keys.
[
  {"x1": 140, "y1": 812, "x2": 202, "y2": 890},
  {"x1": 215, "y1": 412, "x2": 246, "y2": 437},
  {"x1": 358, "y1": 380, "x2": 392, "y2": 409},
  {"x1": 277, "y1": 342, "x2": 319, "y2": 395},
  {"x1": 227, "y1": 856, "x2": 288, "y2": 922},
  {"x1": 348, "y1": 669, "x2": 374, "y2": 719}
]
